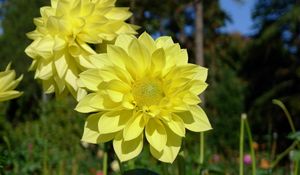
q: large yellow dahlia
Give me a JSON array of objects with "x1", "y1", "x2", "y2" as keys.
[
  {"x1": 0, "y1": 63, "x2": 23, "y2": 102},
  {"x1": 75, "y1": 33, "x2": 211, "y2": 163},
  {"x1": 25, "y1": 0, "x2": 137, "y2": 100}
]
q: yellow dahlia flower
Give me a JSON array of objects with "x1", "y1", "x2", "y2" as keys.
[
  {"x1": 0, "y1": 63, "x2": 23, "y2": 102},
  {"x1": 76, "y1": 32, "x2": 211, "y2": 163},
  {"x1": 25, "y1": 0, "x2": 137, "y2": 100}
]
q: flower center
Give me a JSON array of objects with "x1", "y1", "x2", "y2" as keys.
[{"x1": 132, "y1": 78, "x2": 164, "y2": 106}]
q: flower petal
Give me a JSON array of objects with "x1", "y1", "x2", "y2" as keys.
[
  {"x1": 79, "y1": 68, "x2": 102, "y2": 91},
  {"x1": 177, "y1": 105, "x2": 212, "y2": 132},
  {"x1": 151, "y1": 48, "x2": 166, "y2": 76},
  {"x1": 128, "y1": 38, "x2": 151, "y2": 74},
  {"x1": 0, "y1": 91, "x2": 23, "y2": 102},
  {"x1": 75, "y1": 93, "x2": 99, "y2": 113},
  {"x1": 114, "y1": 34, "x2": 134, "y2": 52},
  {"x1": 98, "y1": 110, "x2": 133, "y2": 134},
  {"x1": 138, "y1": 32, "x2": 156, "y2": 54},
  {"x1": 123, "y1": 112, "x2": 145, "y2": 141},
  {"x1": 113, "y1": 132, "x2": 143, "y2": 162},
  {"x1": 81, "y1": 113, "x2": 101, "y2": 143},
  {"x1": 150, "y1": 126, "x2": 182, "y2": 163},
  {"x1": 107, "y1": 45, "x2": 129, "y2": 69},
  {"x1": 145, "y1": 118, "x2": 167, "y2": 152},
  {"x1": 163, "y1": 114, "x2": 185, "y2": 137}
]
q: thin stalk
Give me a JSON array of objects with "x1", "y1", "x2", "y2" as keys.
[
  {"x1": 103, "y1": 152, "x2": 108, "y2": 175},
  {"x1": 200, "y1": 132, "x2": 205, "y2": 165},
  {"x1": 270, "y1": 140, "x2": 298, "y2": 168},
  {"x1": 102, "y1": 143, "x2": 108, "y2": 175},
  {"x1": 294, "y1": 161, "x2": 299, "y2": 175},
  {"x1": 199, "y1": 132, "x2": 205, "y2": 173},
  {"x1": 239, "y1": 114, "x2": 246, "y2": 175},
  {"x1": 116, "y1": 156, "x2": 124, "y2": 175},
  {"x1": 177, "y1": 153, "x2": 185, "y2": 175},
  {"x1": 245, "y1": 118, "x2": 256, "y2": 175},
  {"x1": 272, "y1": 100, "x2": 296, "y2": 133}
]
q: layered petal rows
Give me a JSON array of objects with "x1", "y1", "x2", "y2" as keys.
[
  {"x1": 76, "y1": 32, "x2": 211, "y2": 163},
  {"x1": 0, "y1": 63, "x2": 23, "y2": 102},
  {"x1": 25, "y1": 0, "x2": 137, "y2": 100}
]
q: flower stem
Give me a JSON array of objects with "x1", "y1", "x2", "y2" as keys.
[
  {"x1": 245, "y1": 117, "x2": 256, "y2": 175},
  {"x1": 103, "y1": 144, "x2": 108, "y2": 175},
  {"x1": 239, "y1": 114, "x2": 246, "y2": 175},
  {"x1": 270, "y1": 140, "x2": 298, "y2": 168},
  {"x1": 272, "y1": 100, "x2": 296, "y2": 133},
  {"x1": 294, "y1": 160, "x2": 299, "y2": 175},
  {"x1": 200, "y1": 132, "x2": 205, "y2": 165},
  {"x1": 116, "y1": 155, "x2": 124, "y2": 175},
  {"x1": 177, "y1": 151, "x2": 185, "y2": 175}
]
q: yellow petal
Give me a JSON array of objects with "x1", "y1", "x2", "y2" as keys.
[
  {"x1": 81, "y1": 113, "x2": 101, "y2": 144},
  {"x1": 98, "y1": 110, "x2": 133, "y2": 134},
  {"x1": 138, "y1": 32, "x2": 156, "y2": 54},
  {"x1": 89, "y1": 92, "x2": 120, "y2": 110},
  {"x1": 36, "y1": 61, "x2": 53, "y2": 80},
  {"x1": 106, "y1": 89, "x2": 123, "y2": 103},
  {"x1": 0, "y1": 71, "x2": 16, "y2": 91},
  {"x1": 123, "y1": 112, "x2": 145, "y2": 141},
  {"x1": 88, "y1": 53, "x2": 112, "y2": 68},
  {"x1": 107, "y1": 45, "x2": 128, "y2": 69},
  {"x1": 155, "y1": 36, "x2": 174, "y2": 49},
  {"x1": 114, "y1": 34, "x2": 135, "y2": 52},
  {"x1": 79, "y1": 69, "x2": 102, "y2": 91},
  {"x1": 177, "y1": 105, "x2": 212, "y2": 132},
  {"x1": 3, "y1": 75, "x2": 23, "y2": 92},
  {"x1": 189, "y1": 81, "x2": 208, "y2": 95},
  {"x1": 128, "y1": 38, "x2": 151, "y2": 74},
  {"x1": 163, "y1": 114, "x2": 185, "y2": 137},
  {"x1": 145, "y1": 118, "x2": 167, "y2": 152},
  {"x1": 113, "y1": 132, "x2": 143, "y2": 162},
  {"x1": 76, "y1": 87, "x2": 87, "y2": 101},
  {"x1": 0, "y1": 91, "x2": 23, "y2": 102},
  {"x1": 149, "y1": 126, "x2": 182, "y2": 163},
  {"x1": 75, "y1": 93, "x2": 99, "y2": 113},
  {"x1": 65, "y1": 69, "x2": 78, "y2": 91},
  {"x1": 182, "y1": 92, "x2": 201, "y2": 105},
  {"x1": 82, "y1": 113, "x2": 118, "y2": 143},
  {"x1": 54, "y1": 55, "x2": 68, "y2": 78},
  {"x1": 151, "y1": 48, "x2": 166, "y2": 76},
  {"x1": 105, "y1": 7, "x2": 132, "y2": 20}
]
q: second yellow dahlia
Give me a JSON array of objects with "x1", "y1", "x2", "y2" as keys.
[
  {"x1": 76, "y1": 32, "x2": 211, "y2": 163},
  {"x1": 0, "y1": 63, "x2": 23, "y2": 102},
  {"x1": 25, "y1": 0, "x2": 137, "y2": 100}
]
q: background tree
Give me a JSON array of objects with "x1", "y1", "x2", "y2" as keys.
[{"x1": 241, "y1": 0, "x2": 300, "y2": 149}]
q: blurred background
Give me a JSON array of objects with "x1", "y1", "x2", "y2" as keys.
[{"x1": 0, "y1": 0, "x2": 300, "y2": 174}]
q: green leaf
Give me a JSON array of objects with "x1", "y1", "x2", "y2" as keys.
[
  {"x1": 288, "y1": 131, "x2": 300, "y2": 141},
  {"x1": 290, "y1": 150, "x2": 300, "y2": 161}
]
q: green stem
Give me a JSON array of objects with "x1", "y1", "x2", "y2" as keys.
[
  {"x1": 270, "y1": 140, "x2": 298, "y2": 169},
  {"x1": 294, "y1": 160, "x2": 299, "y2": 175},
  {"x1": 103, "y1": 144, "x2": 108, "y2": 175},
  {"x1": 177, "y1": 152, "x2": 185, "y2": 175},
  {"x1": 200, "y1": 132, "x2": 205, "y2": 165},
  {"x1": 239, "y1": 114, "x2": 246, "y2": 175},
  {"x1": 116, "y1": 156, "x2": 124, "y2": 175},
  {"x1": 245, "y1": 118, "x2": 256, "y2": 175},
  {"x1": 272, "y1": 100, "x2": 296, "y2": 133}
]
